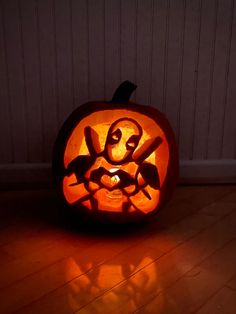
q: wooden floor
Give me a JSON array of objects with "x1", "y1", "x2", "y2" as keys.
[{"x1": 0, "y1": 185, "x2": 236, "y2": 314}]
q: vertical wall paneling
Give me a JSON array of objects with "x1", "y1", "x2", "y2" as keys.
[
  {"x1": 206, "y1": 0, "x2": 233, "y2": 159},
  {"x1": 179, "y1": 0, "x2": 201, "y2": 160},
  {"x1": 88, "y1": 0, "x2": 105, "y2": 100},
  {"x1": 54, "y1": 0, "x2": 74, "y2": 127},
  {"x1": 151, "y1": 0, "x2": 169, "y2": 111},
  {"x1": 0, "y1": 0, "x2": 236, "y2": 183},
  {"x1": 2, "y1": 1, "x2": 28, "y2": 163},
  {"x1": 104, "y1": 0, "x2": 121, "y2": 100},
  {"x1": 176, "y1": 0, "x2": 186, "y2": 144},
  {"x1": 0, "y1": 3, "x2": 12, "y2": 163},
  {"x1": 221, "y1": 0, "x2": 236, "y2": 158},
  {"x1": 71, "y1": 0, "x2": 89, "y2": 107},
  {"x1": 120, "y1": 0, "x2": 137, "y2": 97},
  {"x1": 37, "y1": 0, "x2": 58, "y2": 161},
  {"x1": 161, "y1": 0, "x2": 170, "y2": 113},
  {"x1": 192, "y1": 0, "x2": 218, "y2": 159},
  {"x1": 164, "y1": 0, "x2": 185, "y2": 137},
  {"x1": 135, "y1": 0, "x2": 153, "y2": 105},
  {"x1": 20, "y1": 0, "x2": 43, "y2": 162}
]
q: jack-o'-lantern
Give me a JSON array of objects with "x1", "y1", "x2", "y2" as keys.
[{"x1": 52, "y1": 81, "x2": 178, "y2": 223}]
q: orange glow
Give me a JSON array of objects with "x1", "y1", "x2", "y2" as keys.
[
  {"x1": 65, "y1": 255, "x2": 159, "y2": 312},
  {"x1": 82, "y1": 199, "x2": 92, "y2": 210},
  {"x1": 63, "y1": 109, "x2": 169, "y2": 215},
  {"x1": 63, "y1": 174, "x2": 89, "y2": 204},
  {"x1": 94, "y1": 188, "x2": 128, "y2": 212},
  {"x1": 130, "y1": 188, "x2": 160, "y2": 214},
  {"x1": 100, "y1": 169, "x2": 120, "y2": 189}
]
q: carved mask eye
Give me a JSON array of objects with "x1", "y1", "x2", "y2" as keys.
[
  {"x1": 126, "y1": 135, "x2": 140, "y2": 150},
  {"x1": 109, "y1": 128, "x2": 122, "y2": 145}
]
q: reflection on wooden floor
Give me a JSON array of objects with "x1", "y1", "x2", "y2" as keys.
[
  {"x1": 66, "y1": 254, "x2": 159, "y2": 313},
  {"x1": 0, "y1": 185, "x2": 236, "y2": 313}
]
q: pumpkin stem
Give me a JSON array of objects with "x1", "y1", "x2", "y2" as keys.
[{"x1": 110, "y1": 81, "x2": 137, "y2": 104}]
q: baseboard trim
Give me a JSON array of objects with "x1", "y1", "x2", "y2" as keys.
[
  {"x1": 0, "y1": 163, "x2": 52, "y2": 189},
  {"x1": 0, "y1": 160, "x2": 235, "y2": 188},
  {"x1": 179, "y1": 159, "x2": 236, "y2": 184}
]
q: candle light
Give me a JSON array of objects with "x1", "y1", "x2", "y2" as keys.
[
  {"x1": 110, "y1": 168, "x2": 120, "y2": 185},
  {"x1": 106, "y1": 168, "x2": 122, "y2": 199}
]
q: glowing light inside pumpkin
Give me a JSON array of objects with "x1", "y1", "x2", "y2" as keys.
[
  {"x1": 106, "y1": 168, "x2": 122, "y2": 200},
  {"x1": 107, "y1": 121, "x2": 140, "y2": 163},
  {"x1": 63, "y1": 109, "x2": 169, "y2": 214},
  {"x1": 64, "y1": 109, "x2": 169, "y2": 183},
  {"x1": 110, "y1": 168, "x2": 120, "y2": 184}
]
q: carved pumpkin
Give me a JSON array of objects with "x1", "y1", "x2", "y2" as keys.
[{"x1": 52, "y1": 81, "x2": 178, "y2": 223}]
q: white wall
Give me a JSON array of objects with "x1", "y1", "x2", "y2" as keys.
[{"x1": 0, "y1": 0, "x2": 236, "y2": 185}]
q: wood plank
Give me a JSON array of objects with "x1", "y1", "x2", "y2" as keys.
[
  {"x1": 87, "y1": 0, "x2": 105, "y2": 100},
  {"x1": 179, "y1": 0, "x2": 201, "y2": 159},
  {"x1": 11, "y1": 186, "x2": 235, "y2": 314},
  {"x1": 200, "y1": 238, "x2": 236, "y2": 284},
  {"x1": 137, "y1": 238, "x2": 236, "y2": 314},
  {"x1": 0, "y1": 190, "x2": 68, "y2": 259},
  {"x1": 221, "y1": 0, "x2": 236, "y2": 158},
  {"x1": 196, "y1": 286, "x2": 236, "y2": 314},
  {"x1": 20, "y1": 0, "x2": 43, "y2": 162},
  {"x1": 0, "y1": 243, "x2": 156, "y2": 312},
  {"x1": 0, "y1": 3, "x2": 12, "y2": 163},
  {"x1": 156, "y1": 185, "x2": 234, "y2": 228},
  {"x1": 134, "y1": 267, "x2": 224, "y2": 314},
  {"x1": 104, "y1": 0, "x2": 121, "y2": 100},
  {"x1": 135, "y1": 0, "x2": 153, "y2": 105},
  {"x1": 227, "y1": 274, "x2": 236, "y2": 290},
  {"x1": 2, "y1": 0, "x2": 28, "y2": 162},
  {"x1": 192, "y1": 0, "x2": 218, "y2": 159},
  {"x1": 164, "y1": 0, "x2": 185, "y2": 137},
  {"x1": 0, "y1": 247, "x2": 15, "y2": 265},
  {"x1": 54, "y1": 0, "x2": 74, "y2": 127},
  {"x1": 71, "y1": 0, "x2": 89, "y2": 108},
  {"x1": 150, "y1": 0, "x2": 169, "y2": 110},
  {"x1": 0, "y1": 229, "x2": 158, "y2": 313},
  {"x1": 0, "y1": 229, "x2": 99, "y2": 290},
  {"x1": 206, "y1": 0, "x2": 234, "y2": 159},
  {"x1": 120, "y1": 0, "x2": 136, "y2": 98},
  {"x1": 79, "y1": 210, "x2": 236, "y2": 313},
  {"x1": 37, "y1": 0, "x2": 58, "y2": 161}
]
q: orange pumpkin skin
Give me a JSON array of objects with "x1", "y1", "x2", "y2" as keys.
[{"x1": 52, "y1": 82, "x2": 178, "y2": 223}]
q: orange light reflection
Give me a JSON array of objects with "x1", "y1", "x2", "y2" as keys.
[{"x1": 65, "y1": 234, "x2": 179, "y2": 313}]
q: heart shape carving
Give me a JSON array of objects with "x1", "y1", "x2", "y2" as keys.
[{"x1": 101, "y1": 174, "x2": 120, "y2": 188}]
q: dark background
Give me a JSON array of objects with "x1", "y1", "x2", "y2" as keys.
[{"x1": 0, "y1": 0, "x2": 235, "y2": 185}]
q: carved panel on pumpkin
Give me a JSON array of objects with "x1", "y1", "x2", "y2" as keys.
[
  {"x1": 63, "y1": 112, "x2": 169, "y2": 215},
  {"x1": 53, "y1": 81, "x2": 178, "y2": 223}
]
